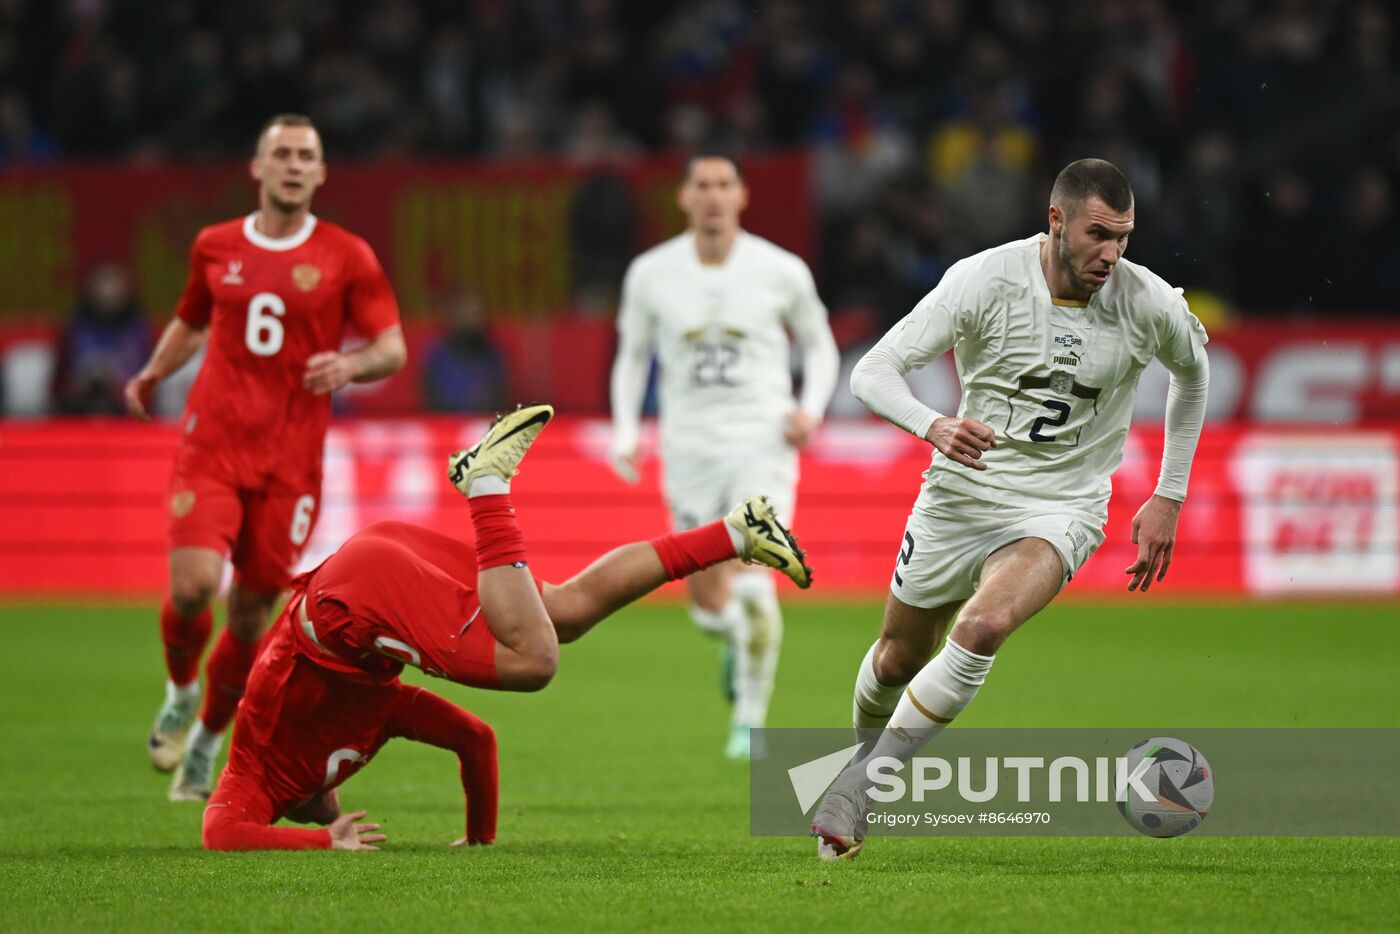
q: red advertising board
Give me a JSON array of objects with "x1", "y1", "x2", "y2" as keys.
[{"x1": 1, "y1": 418, "x2": 1395, "y2": 598}]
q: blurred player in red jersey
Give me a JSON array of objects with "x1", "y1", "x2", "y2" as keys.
[
  {"x1": 124, "y1": 114, "x2": 408, "y2": 801},
  {"x1": 203, "y1": 404, "x2": 812, "y2": 849}
]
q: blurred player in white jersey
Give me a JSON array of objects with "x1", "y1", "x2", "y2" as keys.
[
  {"x1": 610, "y1": 152, "x2": 840, "y2": 759},
  {"x1": 812, "y1": 159, "x2": 1210, "y2": 858}
]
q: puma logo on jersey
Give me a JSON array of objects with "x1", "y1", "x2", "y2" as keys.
[
  {"x1": 1053, "y1": 350, "x2": 1082, "y2": 367},
  {"x1": 221, "y1": 260, "x2": 244, "y2": 284}
]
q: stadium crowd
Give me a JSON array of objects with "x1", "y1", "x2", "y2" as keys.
[{"x1": 3, "y1": 0, "x2": 1398, "y2": 319}]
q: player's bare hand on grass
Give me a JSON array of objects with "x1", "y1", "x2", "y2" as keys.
[
  {"x1": 124, "y1": 370, "x2": 160, "y2": 421},
  {"x1": 925, "y1": 416, "x2": 997, "y2": 470},
  {"x1": 1125, "y1": 494, "x2": 1182, "y2": 592},
  {"x1": 303, "y1": 351, "x2": 359, "y2": 394},
  {"x1": 329, "y1": 809, "x2": 386, "y2": 851},
  {"x1": 784, "y1": 410, "x2": 818, "y2": 448}
]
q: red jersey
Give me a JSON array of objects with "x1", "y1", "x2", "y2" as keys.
[{"x1": 174, "y1": 213, "x2": 401, "y2": 491}]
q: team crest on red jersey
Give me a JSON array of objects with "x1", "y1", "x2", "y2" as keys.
[
  {"x1": 171, "y1": 490, "x2": 196, "y2": 517},
  {"x1": 292, "y1": 263, "x2": 322, "y2": 292}
]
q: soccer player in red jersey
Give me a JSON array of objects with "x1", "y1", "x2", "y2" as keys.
[
  {"x1": 202, "y1": 405, "x2": 812, "y2": 849},
  {"x1": 124, "y1": 114, "x2": 408, "y2": 801}
]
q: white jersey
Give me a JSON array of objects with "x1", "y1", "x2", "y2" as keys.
[
  {"x1": 856, "y1": 234, "x2": 1209, "y2": 519},
  {"x1": 613, "y1": 231, "x2": 839, "y2": 460}
]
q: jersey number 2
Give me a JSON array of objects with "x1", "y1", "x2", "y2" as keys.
[
  {"x1": 1029, "y1": 400, "x2": 1071, "y2": 442},
  {"x1": 245, "y1": 292, "x2": 286, "y2": 357}
]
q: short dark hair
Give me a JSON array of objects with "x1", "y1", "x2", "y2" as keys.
[
  {"x1": 683, "y1": 149, "x2": 744, "y2": 183},
  {"x1": 1050, "y1": 158, "x2": 1133, "y2": 216},
  {"x1": 255, "y1": 113, "x2": 319, "y2": 156}
]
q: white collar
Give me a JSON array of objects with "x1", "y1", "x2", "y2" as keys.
[{"x1": 243, "y1": 212, "x2": 318, "y2": 251}]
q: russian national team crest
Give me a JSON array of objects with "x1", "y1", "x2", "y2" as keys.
[
  {"x1": 292, "y1": 263, "x2": 322, "y2": 292},
  {"x1": 171, "y1": 490, "x2": 196, "y2": 518}
]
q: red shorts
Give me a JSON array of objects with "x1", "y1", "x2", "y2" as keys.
[{"x1": 167, "y1": 447, "x2": 320, "y2": 595}]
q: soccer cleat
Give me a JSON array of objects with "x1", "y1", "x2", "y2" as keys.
[
  {"x1": 169, "y1": 748, "x2": 216, "y2": 802},
  {"x1": 725, "y1": 495, "x2": 813, "y2": 589},
  {"x1": 147, "y1": 694, "x2": 199, "y2": 773},
  {"x1": 811, "y1": 782, "x2": 871, "y2": 861},
  {"x1": 447, "y1": 403, "x2": 555, "y2": 495}
]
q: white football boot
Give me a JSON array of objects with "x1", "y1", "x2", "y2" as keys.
[
  {"x1": 169, "y1": 747, "x2": 216, "y2": 802},
  {"x1": 147, "y1": 690, "x2": 199, "y2": 773},
  {"x1": 724, "y1": 495, "x2": 813, "y2": 589},
  {"x1": 448, "y1": 403, "x2": 555, "y2": 494}
]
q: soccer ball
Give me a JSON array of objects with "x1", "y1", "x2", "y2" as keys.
[{"x1": 1116, "y1": 736, "x2": 1213, "y2": 838}]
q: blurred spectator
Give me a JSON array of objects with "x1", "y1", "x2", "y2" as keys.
[
  {"x1": 54, "y1": 262, "x2": 151, "y2": 415},
  {"x1": 1317, "y1": 166, "x2": 1400, "y2": 314},
  {"x1": 0, "y1": 0, "x2": 1396, "y2": 317},
  {"x1": 421, "y1": 289, "x2": 508, "y2": 414}
]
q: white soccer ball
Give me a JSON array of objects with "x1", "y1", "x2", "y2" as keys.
[{"x1": 1117, "y1": 736, "x2": 1213, "y2": 838}]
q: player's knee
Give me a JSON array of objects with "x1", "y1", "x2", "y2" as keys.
[
  {"x1": 170, "y1": 572, "x2": 219, "y2": 618},
  {"x1": 952, "y1": 610, "x2": 1014, "y2": 655},
  {"x1": 873, "y1": 640, "x2": 927, "y2": 685},
  {"x1": 515, "y1": 650, "x2": 559, "y2": 692}
]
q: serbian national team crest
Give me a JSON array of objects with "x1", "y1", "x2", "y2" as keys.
[
  {"x1": 292, "y1": 263, "x2": 322, "y2": 292},
  {"x1": 1049, "y1": 370, "x2": 1075, "y2": 394}
]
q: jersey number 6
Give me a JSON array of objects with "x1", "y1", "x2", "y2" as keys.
[
  {"x1": 245, "y1": 292, "x2": 286, "y2": 357},
  {"x1": 1029, "y1": 400, "x2": 1071, "y2": 442}
]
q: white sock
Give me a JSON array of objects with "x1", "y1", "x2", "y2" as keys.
[
  {"x1": 852, "y1": 641, "x2": 905, "y2": 731},
  {"x1": 690, "y1": 600, "x2": 744, "y2": 638},
  {"x1": 864, "y1": 638, "x2": 995, "y2": 766},
  {"x1": 186, "y1": 721, "x2": 224, "y2": 760},
  {"x1": 731, "y1": 572, "x2": 782, "y2": 728},
  {"x1": 468, "y1": 475, "x2": 510, "y2": 498},
  {"x1": 723, "y1": 521, "x2": 746, "y2": 556},
  {"x1": 166, "y1": 678, "x2": 200, "y2": 708}
]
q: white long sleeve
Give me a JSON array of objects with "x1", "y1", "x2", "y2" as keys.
[
  {"x1": 792, "y1": 315, "x2": 840, "y2": 421},
  {"x1": 609, "y1": 329, "x2": 650, "y2": 458},
  {"x1": 850, "y1": 343, "x2": 944, "y2": 440},
  {"x1": 1154, "y1": 352, "x2": 1210, "y2": 501}
]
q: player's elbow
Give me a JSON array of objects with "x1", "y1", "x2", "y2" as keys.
[
  {"x1": 379, "y1": 333, "x2": 408, "y2": 375},
  {"x1": 202, "y1": 807, "x2": 240, "y2": 851},
  {"x1": 849, "y1": 352, "x2": 882, "y2": 408}
]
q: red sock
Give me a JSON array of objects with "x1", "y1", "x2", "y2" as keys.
[
  {"x1": 470, "y1": 494, "x2": 528, "y2": 571},
  {"x1": 651, "y1": 520, "x2": 738, "y2": 580},
  {"x1": 160, "y1": 599, "x2": 212, "y2": 686},
  {"x1": 199, "y1": 629, "x2": 264, "y2": 734}
]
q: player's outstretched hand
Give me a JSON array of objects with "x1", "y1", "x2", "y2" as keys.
[
  {"x1": 303, "y1": 351, "x2": 359, "y2": 395},
  {"x1": 124, "y1": 370, "x2": 160, "y2": 422},
  {"x1": 1125, "y1": 494, "x2": 1182, "y2": 593},
  {"x1": 609, "y1": 445, "x2": 640, "y2": 485},
  {"x1": 329, "y1": 809, "x2": 386, "y2": 851},
  {"x1": 784, "y1": 410, "x2": 818, "y2": 449},
  {"x1": 925, "y1": 416, "x2": 997, "y2": 471},
  {"x1": 450, "y1": 836, "x2": 494, "y2": 848}
]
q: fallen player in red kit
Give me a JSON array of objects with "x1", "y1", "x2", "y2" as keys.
[{"x1": 203, "y1": 403, "x2": 813, "y2": 849}]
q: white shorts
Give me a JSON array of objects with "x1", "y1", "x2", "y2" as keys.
[
  {"x1": 661, "y1": 445, "x2": 798, "y2": 530},
  {"x1": 889, "y1": 496, "x2": 1105, "y2": 609}
]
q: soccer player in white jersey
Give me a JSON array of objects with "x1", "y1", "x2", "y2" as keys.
[
  {"x1": 610, "y1": 152, "x2": 840, "y2": 759},
  {"x1": 811, "y1": 158, "x2": 1210, "y2": 859}
]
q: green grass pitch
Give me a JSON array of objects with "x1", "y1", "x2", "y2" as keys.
[{"x1": 2, "y1": 598, "x2": 1397, "y2": 932}]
